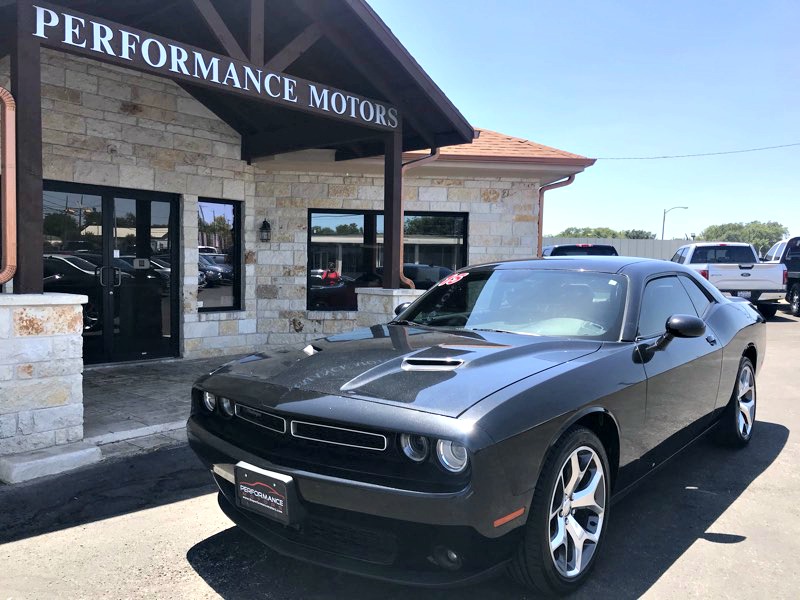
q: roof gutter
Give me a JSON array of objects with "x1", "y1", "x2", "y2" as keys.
[
  {"x1": 398, "y1": 148, "x2": 440, "y2": 288},
  {"x1": 537, "y1": 175, "x2": 575, "y2": 257},
  {"x1": 0, "y1": 86, "x2": 16, "y2": 286}
]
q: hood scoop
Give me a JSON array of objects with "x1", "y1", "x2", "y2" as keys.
[{"x1": 401, "y1": 357, "x2": 464, "y2": 371}]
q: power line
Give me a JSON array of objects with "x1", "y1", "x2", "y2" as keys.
[{"x1": 595, "y1": 142, "x2": 800, "y2": 160}]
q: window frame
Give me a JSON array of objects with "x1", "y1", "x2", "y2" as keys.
[
  {"x1": 197, "y1": 198, "x2": 243, "y2": 313},
  {"x1": 306, "y1": 209, "x2": 469, "y2": 311}
]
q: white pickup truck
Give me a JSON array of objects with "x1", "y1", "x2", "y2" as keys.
[{"x1": 670, "y1": 242, "x2": 787, "y2": 318}]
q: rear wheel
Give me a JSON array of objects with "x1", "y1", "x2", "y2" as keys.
[
  {"x1": 509, "y1": 427, "x2": 609, "y2": 596},
  {"x1": 789, "y1": 284, "x2": 800, "y2": 317},
  {"x1": 715, "y1": 357, "x2": 756, "y2": 447}
]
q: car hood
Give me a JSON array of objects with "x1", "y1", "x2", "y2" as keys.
[{"x1": 211, "y1": 325, "x2": 602, "y2": 417}]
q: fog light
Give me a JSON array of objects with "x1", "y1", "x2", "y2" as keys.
[
  {"x1": 436, "y1": 439, "x2": 469, "y2": 473},
  {"x1": 219, "y1": 396, "x2": 234, "y2": 417},
  {"x1": 400, "y1": 434, "x2": 429, "y2": 463},
  {"x1": 202, "y1": 391, "x2": 216, "y2": 412},
  {"x1": 431, "y1": 545, "x2": 463, "y2": 571}
]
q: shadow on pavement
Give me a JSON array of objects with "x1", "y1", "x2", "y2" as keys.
[
  {"x1": 186, "y1": 421, "x2": 788, "y2": 600},
  {"x1": 0, "y1": 443, "x2": 214, "y2": 545}
]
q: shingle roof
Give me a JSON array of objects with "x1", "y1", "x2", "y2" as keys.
[{"x1": 407, "y1": 128, "x2": 596, "y2": 167}]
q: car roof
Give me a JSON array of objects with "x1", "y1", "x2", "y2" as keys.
[
  {"x1": 465, "y1": 256, "x2": 654, "y2": 274},
  {"x1": 684, "y1": 242, "x2": 751, "y2": 247}
]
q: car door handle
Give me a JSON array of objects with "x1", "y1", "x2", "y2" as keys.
[{"x1": 706, "y1": 335, "x2": 718, "y2": 346}]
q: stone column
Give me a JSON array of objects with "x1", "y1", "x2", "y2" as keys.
[
  {"x1": 0, "y1": 293, "x2": 100, "y2": 483},
  {"x1": 355, "y1": 288, "x2": 426, "y2": 328}
]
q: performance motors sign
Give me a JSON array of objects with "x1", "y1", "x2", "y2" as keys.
[{"x1": 29, "y1": 3, "x2": 399, "y2": 131}]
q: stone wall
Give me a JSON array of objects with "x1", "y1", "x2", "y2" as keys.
[
  {"x1": 0, "y1": 294, "x2": 86, "y2": 455},
  {"x1": 0, "y1": 49, "x2": 543, "y2": 360}
]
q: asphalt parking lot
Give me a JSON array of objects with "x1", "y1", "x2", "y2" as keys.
[{"x1": 1, "y1": 311, "x2": 798, "y2": 599}]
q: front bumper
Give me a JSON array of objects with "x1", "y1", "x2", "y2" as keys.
[{"x1": 188, "y1": 418, "x2": 528, "y2": 585}]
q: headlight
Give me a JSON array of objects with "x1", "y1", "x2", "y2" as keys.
[
  {"x1": 400, "y1": 434, "x2": 429, "y2": 463},
  {"x1": 436, "y1": 439, "x2": 469, "y2": 473},
  {"x1": 202, "y1": 391, "x2": 216, "y2": 412},
  {"x1": 218, "y1": 396, "x2": 234, "y2": 417}
]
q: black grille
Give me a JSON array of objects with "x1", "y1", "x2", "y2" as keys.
[
  {"x1": 235, "y1": 405, "x2": 286, "y2": 434},
  {"x1": 297, "y1": 517, "x2": 398, "y2": 565},
  {"x1": 290, "y1": 420, "x2": 387, "y2": 451}
]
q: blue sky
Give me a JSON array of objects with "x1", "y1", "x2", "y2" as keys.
[{"x1": 367, "y1": 0, "x2": 799, "y2": 239}]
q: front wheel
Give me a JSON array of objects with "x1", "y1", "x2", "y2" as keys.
[
  {"x1": 509, "y1": 427, "x2": 610, "y2": 596},
  {"x1": 789, "y1": 284, "x2": 800, "y2": 317},
  {"x1": 715, "y1": 356, "x2": 756, "y2": 447}
]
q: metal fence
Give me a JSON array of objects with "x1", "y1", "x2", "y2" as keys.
[{"x1": 542, "y1": 237, "x2": 686, "y2": 260}]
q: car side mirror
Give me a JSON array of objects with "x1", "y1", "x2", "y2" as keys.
[
  {"x1": 394, "y1": 302, "x2": 411, "y2": 316},
  {"x1": 648, "y1": 314, "x2": 705, "y2": 352}
]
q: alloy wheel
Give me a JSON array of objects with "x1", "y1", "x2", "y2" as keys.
[
  {"x1": 737, "y1": 363, "x2": 756, "y2": 438},
  {"x1": 791, "y1": 287, "x2": 800, "y2": 316},
  {"x1": 548, "y1": 446, "x2": 606, "y2": 578}
]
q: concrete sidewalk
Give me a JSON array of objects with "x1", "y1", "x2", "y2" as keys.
[{"x1": 83, "y1": 354, "x2": 245, "y2": 455}]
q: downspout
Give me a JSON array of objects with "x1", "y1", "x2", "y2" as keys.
[
  {"x1": 398, "y1": 148, "x2": 440, "y2": 288},
  {"x1": 537, "y1": 175, "x2": 575, "y2": 257},
  {"x1": 0, "y1": 86, "x2": 17, "y2": 286}
]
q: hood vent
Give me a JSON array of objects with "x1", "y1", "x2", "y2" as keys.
[{"x1": 401, "y1": 357, "x2": 464, "y2": 372}]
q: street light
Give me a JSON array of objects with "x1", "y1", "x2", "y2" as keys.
[{"x1": 662, "y1": 206, "x2": 688, "y2": 240}]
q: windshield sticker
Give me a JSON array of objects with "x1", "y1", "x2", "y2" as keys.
[{"x1": 438, "y1": 273, "x2": 468, "y2": 286}]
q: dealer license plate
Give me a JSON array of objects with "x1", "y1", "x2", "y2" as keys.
[
  {"x1": 736, "y1": 291, "x2": 751, "y2": 299},
  {"x1": 235, "y1": 462, "x2": 296, "y2": 525}
]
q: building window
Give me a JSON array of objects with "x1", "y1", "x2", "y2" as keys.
[
  {"x1": 198, "y1": 199, "x2": 242, "y2": 311},
  {"x1": 307, "y1": 210, "x2": 468, "y2": 311}
]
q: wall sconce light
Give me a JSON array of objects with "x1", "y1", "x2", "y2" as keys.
[{"x1": 259, "y1": 219, "x2": 271, "y2": 243}]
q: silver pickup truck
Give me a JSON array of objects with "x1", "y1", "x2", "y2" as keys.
[{"x1": 670, "y1": 242, "x2": 787, "y2": 318}]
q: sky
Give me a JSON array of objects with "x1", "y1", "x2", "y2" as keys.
[{"x1": 367, "y1": 0, "x2": 800, "y2": 240}]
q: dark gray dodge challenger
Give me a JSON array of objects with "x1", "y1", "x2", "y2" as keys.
[{"x1": 188, "y1": 256, "x2": 765, "y2": 595}]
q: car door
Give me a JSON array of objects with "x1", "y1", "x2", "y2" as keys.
[{"x1": 636, "y1": 275, "x2": 723, "y2": 462}]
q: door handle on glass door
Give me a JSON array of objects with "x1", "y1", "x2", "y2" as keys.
[{"x1": 113, "y1": 267, "x2": 122, "y2": 287}]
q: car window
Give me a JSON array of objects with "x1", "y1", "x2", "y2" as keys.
[
  {"x1": 638, "y1": 276, "x2": 698, "y2": 338},
  {"x1": 401, "y1": 269, "x2": 628, "y2": 341},
  {"x1": 670, "y1": 247, "x2": 687, "y2": 264},
  {"x1": 764, "y1": 242, "x2": 782, "y2": 262},
  {"x1": 688, "y1": 245, "x2": 757, "y2": 264},
  {"x1": 678, "y1": 275, "x2": 713, "y2": 316}
]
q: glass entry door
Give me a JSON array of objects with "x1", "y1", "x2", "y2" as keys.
[{"x1": 43, "y1": 183, "x2": 179, "y2": 364}]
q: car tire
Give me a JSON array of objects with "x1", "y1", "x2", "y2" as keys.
[
  {"x1": 509, "y1": 426, "x2": 610, "y2": 596},
  {"x1": 715, "y1": 356, "x2": 756, "y2": 447},
  {"x1": 756, "y1": 304, "x2": 777, "y2": 319},
  {"x1": 789, "y1": 284, "x2": 800, "y2": 317}
]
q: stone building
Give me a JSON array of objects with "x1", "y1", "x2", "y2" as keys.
[{"x1": 0, "y1": 0, "x2": 593, "y2": 480}]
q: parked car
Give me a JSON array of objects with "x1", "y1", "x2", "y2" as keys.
[
  {"x1": 199, "y1": 254, "x2": 234, "y2": 284},
  {"x1": 42, "y1": 253, "x2": 133, "y2": 332},
  {"x1": 199, "y1": 246, "x2": 219, "y2": 254},
  {"x1": 671, "y1": 242, "x2": 787, "y2": 318},
  {"x1": 762, "y1": 236, "x2": 800, "y2": 316},
  {"x1": 542, "y1": 244, "x2": 618, "y2": 256},
  {"x1": 188, "y1": 256, "x2": 764, "y2": 595}
]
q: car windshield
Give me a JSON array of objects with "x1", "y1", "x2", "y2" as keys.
[
  {"x1": 57, "y1": 255, "x2": 99, "y2": 272},
  {"x1": 399, "y1": 269, "x2": 628, "y2": 341}
]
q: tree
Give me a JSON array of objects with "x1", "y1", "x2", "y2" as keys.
[
  {"x1": 557, "y1": 226, "x2": 620, "y2": 238},
  {"x1": 335, "y1": 223, "x2": 362, "y2": 235},
  {"x1": 404, "y1": 216, "x2": 464, "y2": 236},
  {"x1": 621, "y1": 229, "x2": 656, "y2": 239},
  {"x1": 43, "y1": 213, "x2": 79, "y2": 239},
  {"x1": 698, "y1": 221, "x2": 788, "y2": 255}
]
